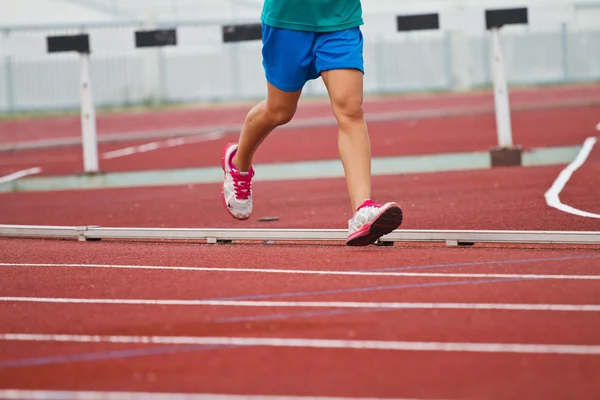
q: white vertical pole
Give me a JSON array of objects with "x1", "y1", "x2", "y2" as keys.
[
  {"x1": 79, "y1": 52, "x2": 99, "y2": 174},
  {"x1": 490, "y1": 27, "x2": 513, "y2": 148}
]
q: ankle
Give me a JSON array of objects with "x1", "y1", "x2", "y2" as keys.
[{"x1": 232, "y1": 154, "x2": 251, "y2": 172}]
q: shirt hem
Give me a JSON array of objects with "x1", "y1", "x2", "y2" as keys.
[{"x1": 261, "y1": 15, "x2": 363, "y2": 33}]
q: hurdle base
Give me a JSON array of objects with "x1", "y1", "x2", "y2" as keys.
[
  {"x1": 445, "y1": 240, "x2": 476, "y2": 247},
  {"x1": 75, "y1": 171, "x2": 106, "y2": 178},
  {"x1": 81, "y1": 225, "x2": 103, "y2": 241},
  {"x1": 490, "y1": 146, "x2": 523, "y2": 167},
  {"x1": 207, "y1": 238, "x2": 233, "y2": 245},
  {"x1": 1, "y1": 225, "x2": 598, "y2": 246}
]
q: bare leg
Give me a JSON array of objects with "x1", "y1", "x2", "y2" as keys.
[
  {"x1": 321, "y1": 68, "x2": 371, "y2": 211},
  {"x1": 233, "y1": 82, "x2": 303, "y2": 171}
]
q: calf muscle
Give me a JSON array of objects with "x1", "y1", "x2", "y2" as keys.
[{"x1": 233, "y1": 82, "x2": 302, "y2": 172}]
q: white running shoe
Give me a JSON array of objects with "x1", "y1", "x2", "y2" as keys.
[
  {"x1": 346, "y1": 199, "x2": 403, "y2": 246},
  {"x1": 221, "y1": 143, "x2": 254, "y2": 220}
]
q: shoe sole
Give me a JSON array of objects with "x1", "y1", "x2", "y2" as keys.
[
  {"x1": 221, "y1": 143, "x2": 251, "y2": 221},
  {"x1": 346, "y1": 204, "x2": 403, "y2": 246}
]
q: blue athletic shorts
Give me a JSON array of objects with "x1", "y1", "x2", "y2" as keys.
[{"x1": 261, "y1": 23, "x2": 364, "y2": 93}]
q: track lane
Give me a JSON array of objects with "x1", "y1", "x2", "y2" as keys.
[
  {"x1": 1, "y1": 236, "x2": 599, "y2": 275},
  {"x1": 0, "y1": 343, "x2": 599, "y2": 400},
  {"x1": 1, "y1": 105, "x2": 598, "y2": 176},
  {"x1": 1, "y1": 165, "x2": 599, "y2": 231},
  {"x1": 2, "y1": 84, "x2": 598, "y2": 146},
  {"x1": 2, "y1": 257, "x2": 600, "y2": 306},
  {"x1": 2, "y1": 299, "x2": 600, "y2": 344}
]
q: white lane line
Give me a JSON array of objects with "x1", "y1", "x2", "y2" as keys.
[
  {"x1": 1, "y1": 262, "x2": 600, "y2": 280},
  {"x1": 0, "y1": 390, "x2": 424, "y2": 400},
  {"x1": 101, "y1": 131, "x2": 224, "y2": 160},
  {"x1": 544, "y1": 136, "x2": 600, "y2": 219},
  {"x1": 2, "y1": 297, "x2": 599, "y2": 311},
  {"x1": 2, "y1": 333, "x2": 600, "y2": 355},
  {"x1": 0, "y1": 167, "x2": 42, "y2": 184}
]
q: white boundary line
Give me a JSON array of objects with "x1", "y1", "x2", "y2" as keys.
[
  {"x1": 1, "y1": 262, "x2": 599, "y2": 281},
  {"x1": 0, "y1": 390, "x2": 424, "y2": 400},
  {"x1": 0, "y1": 167, "x2": 42, "y2": 185},
  {"x1": 101, "y1": 131, "x2": 224, "y2": 160},
  {"x1": 2, "y1": 333, "x2": 600, "y2": 355},
  {"x1": 2, "y1": 297, "x2": 599, "y2": 311},
  {"x1": 545, "y1": 136, "x2": 600, "y2": 219}
]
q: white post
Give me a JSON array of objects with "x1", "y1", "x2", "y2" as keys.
[
  {"x1": 490, "y1": 27, "x2": 513, "y2": 148},
  {"x1": 79, "y1": 52, "x2": 99, "y2": 174}
]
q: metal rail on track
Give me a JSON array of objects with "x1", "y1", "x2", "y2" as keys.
[{"x1": 1, "y1": 224, "x2": 599, "y2": 247}]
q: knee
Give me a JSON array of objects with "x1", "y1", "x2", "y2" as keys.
[
  {"x1": 264, "y1": 103, "x2": 296, "y2": 127},
  {"x1": 332, "y1": 95, "x2": 364, "y2": 124}
]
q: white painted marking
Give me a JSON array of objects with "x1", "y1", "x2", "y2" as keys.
[
  {"x1": 1, "y1": 262, "x2": 600, "y2": 281},
  {"x1": 2, "y1": 297, "x2": 599, "y2": 312},
  {"x1": 101, "y1": 131, "x2": 224, "y2": 160},
  {"x1": 2, "y1": 333, "x2": 600, "y2": 355},
  {"x1": 0, "y1": 390, "x2": 421, "y2": 400},
  {"x1": 0, "y1": 167, "x2": 42, "y2": 185},
  {"x1": 0, "y1": 391, "x2": 425, "y2": 400},
  {"x1": 545, "y1": 136, "x2": 600, "y2": 219}
]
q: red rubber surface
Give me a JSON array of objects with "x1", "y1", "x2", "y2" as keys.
[
  {"x1": 1, "y1": 83, "x2": 599, "y2": 145},
  {"x1": 0, "y1": 342, "x2": 598, "y2": 400},
  {"x1": 1, "y1": 168, "x2": 600, "y2": 398},
  {"x1": 1, "y1": 239, "x2": 599, "y2": 399},
  {"x1": 3, "y1": 299, "x2": 600, "y2": 343},
  {"x1": 3, "y1": 258, "x2": 600, "y2": 303},
  {"x1": 1, "y1": 85, "x2": 600, "y2": 399},
  {"x1": 1, "y1": 165, "x2": 598, "y2": 231},
  {"x1": 1, "y1": 103, "x2": 598, "y2": 177}
]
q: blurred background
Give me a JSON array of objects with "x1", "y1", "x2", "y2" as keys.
[{"x1": 0, "y1": 0, "x2": 598, "y2": 115}]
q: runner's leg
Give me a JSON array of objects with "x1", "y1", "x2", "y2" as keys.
[
  {"x1": 221, "y1": 24, "x2": 315, "y2": 220},
  {"x1": 316, "y1": 27, "x2": 403, "y2": 245}
]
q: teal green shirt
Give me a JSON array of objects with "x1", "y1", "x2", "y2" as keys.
[{"x1": 261, "y1": 0, "x2": 363, "y2": 33}]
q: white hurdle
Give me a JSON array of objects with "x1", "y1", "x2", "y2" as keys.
[
  {"x1": 0, "y1": 224, "x2": 598, "y2": 247},
  {"x1": 0, "y1": 24, "x2": 261, "y2": 175},
  {"x1": 395, "y1": 4, "x2": 576, "y2": 167},
  {"x1": 1, "y1": 33, "x2": 100, "y2": 173}
]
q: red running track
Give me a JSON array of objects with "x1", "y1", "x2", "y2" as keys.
[
  {"x1": 1, "y1": 104, "x2": 599, "y2": 177},
  {"x1": 1, "y1": 163, "x2": 598, "y2": 231},
  {"x1": 1, "y1": 83, "x2": 599, "y2": 145},
  {"x1": 1, "y1": 96, "x2": 599, "y2": 399},
  {"x1": 1, "y1": 239, "x2": 600, "y2": 399}
]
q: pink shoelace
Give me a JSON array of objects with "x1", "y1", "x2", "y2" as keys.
[
  {"x1": 357, "y1": 199, "x2": 379, "y2": 210},
  {"x1": 231, "y1": 168, "x2": 254, "y2": 200}
]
